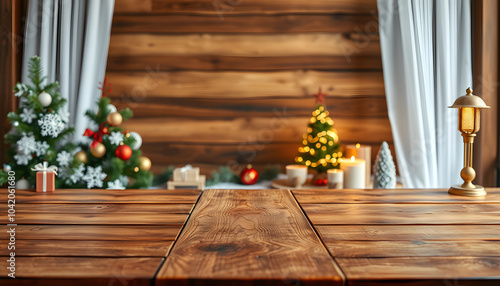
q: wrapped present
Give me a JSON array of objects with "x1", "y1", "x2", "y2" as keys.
[
  {"x1": 168, "y1": 165, "x2": 205, "y2": 190},
  {"x1": 31, "y1": 162, "x2": 58, "y2": 193},
  {"x1": 173, "y1": 165, "x2": 200, "y2": 181}
]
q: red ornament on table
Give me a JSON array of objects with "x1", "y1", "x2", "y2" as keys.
[
  {"x1": 313, "y1": 178, "x2": 328, "y2": 186},
  {"x1": 115, "y1": 144, "x2": 132, "y2": 160},
  {"x1": 240, "y1": 165, "x2": 259, "y2": 185}
]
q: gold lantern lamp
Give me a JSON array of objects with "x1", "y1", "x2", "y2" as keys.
[{"x1": 448, "y1": 87, "x2": 490, "y2": 196}]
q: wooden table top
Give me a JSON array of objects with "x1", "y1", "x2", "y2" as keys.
[{"x1": 1, "y1": 188, "x2": 500, "y2": 285}]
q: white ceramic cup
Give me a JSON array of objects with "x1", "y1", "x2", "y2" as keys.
[
  {"x1": 327, "y1": 169, "x2": 343, "y2": 189},
  {"x1": 286, "y1": 165, "x2": 308, "y2": 187}
]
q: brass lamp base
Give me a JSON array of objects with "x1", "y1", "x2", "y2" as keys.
[{"x1": 448, "y1": 185, "x2": 486, "y2": 197}]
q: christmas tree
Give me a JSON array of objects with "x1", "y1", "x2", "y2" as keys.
[
  {"x1": 373, "y1": 141, "x2": 396, "y2": 189},
  {"x1": 295, "y1": 88, "x2": 341, "y2": 173},
  {"x1": 64, "y1": 85, "x2": 153, "y2": 189},
  {"x1": 0, "y1": 56, "x2": 75, "y2": 188}
]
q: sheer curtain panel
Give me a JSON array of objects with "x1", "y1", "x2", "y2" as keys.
[{"x1": 377, "y1": 0, "x2": 472, "y2": 188}]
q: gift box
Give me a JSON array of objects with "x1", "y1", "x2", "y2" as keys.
[
  {"x1": 168, "y1": 165, "x2": 205, "y2": 190},
  {"x1": 173, "y1": 165, "x2": 200, "y2": 181},
  {"x1": 31, "y1": 162, "x2": 58, "y2": 193}
]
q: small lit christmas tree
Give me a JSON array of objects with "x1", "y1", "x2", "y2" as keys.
[
  {"x1": 295, "y1": 88, "x2": 341, "y2": 174},
  {"x1": 0, "y1": 56, "x2": 75, "y2": 188}
]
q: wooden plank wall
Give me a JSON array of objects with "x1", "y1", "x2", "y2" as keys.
[
  {"x1": 0, "y1": 0, "x2": 23, "y2": 167},
  {"x1": 106, "y1": 0, "x2": 393, "y2": 175}
]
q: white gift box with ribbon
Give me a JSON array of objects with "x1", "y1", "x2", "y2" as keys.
[
  {"x1": 168, "y1": 164, "x2": 205, "y2": 190},
  {"x1": 173, "y1": 165, "x2": 200, "y2": 181}
]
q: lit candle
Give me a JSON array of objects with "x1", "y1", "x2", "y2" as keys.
[
  {"x1": 340, "y1": 156, "x2": 366, "y2": 189},
  {"x1": 345, "y1": 143, "x2": 371, "y2": 186},
  {"x1": 327, "y1": 169, "x2": 343, "y2": 189}
]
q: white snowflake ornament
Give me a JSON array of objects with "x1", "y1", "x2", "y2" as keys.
[
  {"x1": 14, "y1": 83, "x2": 29, "y2": 97},
  {"x1": 107, "y1": 179, "x2": 125, "y2": 190},
  {"x1": 14, "y1": 153, "x2": 31, "y2": 165},
  {"x1": 20, "y1": 108, "x2": 37, "y2": 124},
  {"x1": 83, "y1": 166, "x2": 107, "y2": 188},
  {"x1": 119, "y1": 175, "x2": 129, "y2": 187},
  {"x1": 69, "y1": 164, "x2": 86, "y2": 184},
  {"x1": 35, "y1": 141, "x2": 50, "y2": 156},
  {"x1": 108, "y1": 131, "x2": 124, "y2": 146},
  {"x1": 16, "y1": 133, "x2": 37, "y2": 155},
  {"x1": 56, "y1": 151, "x2": 72, "y2": 167},
  {"x1": 58, "y1": 108, "x2": 70, "y2": 123},
  {"x1": 38, "y1": 113, "x2": 65, "y2": 138}
]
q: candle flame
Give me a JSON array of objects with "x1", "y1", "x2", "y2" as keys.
[
  {"x1": 356, "y1": 143, "x2": 361, "y2": 148},
  {"x1": 350, "y1": 156, "x2": 355, "y2": 162}
]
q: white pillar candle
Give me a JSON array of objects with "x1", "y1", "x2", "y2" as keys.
[
  {"x1": 340, "y1": 156, "x2": 366, "y2": 189},
  {"x1": 327, "y1": 169, "x2": 343, "y2": 189},
  {"x1": 345, "y1": 144, "x2": 371, "y2": 187}
]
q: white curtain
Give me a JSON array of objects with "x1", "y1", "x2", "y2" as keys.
[
  {"x1": 22, "y1": 0, "x2": 115, "y2": 142},
  {"x1": 377, "y1": 0, "x2": 472, "y2": 188}
]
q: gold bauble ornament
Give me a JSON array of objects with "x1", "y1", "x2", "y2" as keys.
[
  {"x1": 107, "y1": 112, "x2": 123, "y2": 126},
  {"x1": 90, "y1": 142, "x2": 106, "y2": 158},
  {"x1": 74, "y1": 150, "x2": 88, "y2": 163},
  {"x1": 138, "y1": 156, "x2": 152, "y2": 171}
]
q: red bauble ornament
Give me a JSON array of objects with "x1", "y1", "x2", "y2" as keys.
[
  {"x1": 313, "y1": 178, "x2": 328, "y2": 186},
  {"x1": 240, "y1": 165, "x2": 259, "y2": 185},
  {"x1": 115, "y1": 145, "x2": 132, "y2": 160}
]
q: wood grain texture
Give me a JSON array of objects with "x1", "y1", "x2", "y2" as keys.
[
  {"x1": 336, "y1": 257, "x2": 500, "y2": 284},
  {"x1": 0, "y1": 203, "x2": 194, "y2": 213},
  {"x1": 0, "y1": 257, "x2": 162, "y2": 283},
  {"x1": 149, "y1": 0, "x2": 378, "y2": 14},
  {"x1": 109, "y1": 33, "x2": 380, "y2": 57},
  {"x1": 156, "y1": 189, "x2": 345, "y2": 285},
  {"x1": 121, "y1": 117, "x2": 392, "y2": 144},
  {"x1": 106, "y1": 71, "x2": 384, "y2": 99},
  {"x1": 107, "y1": 55, "x2": 382, "y2": 71},
  {"x1": 0, "y1": 240, "x2": 173, "y2": 257},
  {"x1": 112, "y1": 96, "x2": 388, "y2": 118},
  {"x1": 473, "y1": 0, "x2": 499, "y2": 187},
  {"x1": 0, "y1": 188, "x2": 200, "y2": 284},
  {"x1": 114, "y1": 0, "x2": 152, "y2": 13},
  {"x1": 108, "y1": 0, "x2": 389, "y2": 171},
  {"x1": 293, "y1": 189, "x2": 500, "y2": 204},
  {"x1": 0, "y1": 0, "x2": 21, "y2": 171},
  {"x1": 114, "y1": 0, "x2": 378, "y2": 14},
  {"x1": 324, "y1": 240, "x2": 500, "y2": 258},
  {"x1": 10, "y1": 225, "x2": 182, "y2": 240},
  {"x1": 315, "y1": 225, "x2": 500, "y2": 241},
  {"x1": 112, "y1": 14, "x2": 378, "y2": 34},
  {"x1": 302, "y1": 203, "x2": 500, "y2": 225},
  {"x1": 297, "y1": 188, "x2": 500, "y2": 284},
  {"x1": 2, "y1": 212, "x2": 188, "y2": 225},
  {"x1": 0, "y1": 189, "x2": 201, "y2": 203}
]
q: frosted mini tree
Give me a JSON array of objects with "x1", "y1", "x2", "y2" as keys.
[
  {"x1": 373, "y1": 141, "x2": 397, "y2": 189},
  {"x1": 295, "y1": 88, "x2": 341, "y2": 173}
]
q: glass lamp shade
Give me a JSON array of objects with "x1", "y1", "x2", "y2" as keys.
[
  {"x1": 458, "y1": 107, "x2": 480, "y2": 133},
  {"x1": 449, "y1": 88, "x2": 490, "y2": 133}
]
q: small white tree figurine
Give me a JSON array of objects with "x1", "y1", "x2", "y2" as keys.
[{"x1": 373, "y1": 141, "x2": 396, "y2": 189}]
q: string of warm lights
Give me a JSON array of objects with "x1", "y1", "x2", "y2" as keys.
[{"x1": 295, "y1": 105, "x2": 342, "y2": 169}]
